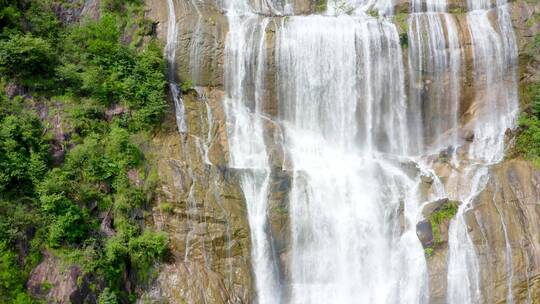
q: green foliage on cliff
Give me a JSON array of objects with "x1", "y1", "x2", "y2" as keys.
[
  {"x1": 515, "y1": 33, "x2": 540, "y2": 164},
  {"x1": 0, "y1": 242, "x2": 38, "y2": 303},
  {"x1": 0, "y1": 34, "x2": 56, "y2": 87},
  {"x1": 0, "y1": 95, "x2": 50, "y2": 196},
  {"x1": 430, "y1": 202, "x2": 458, "y2": 244},
  {"x1": 0, "y1": 95, "x2": 47, "y2": 303},
  {"x1": 515, "y1": 116, "x2": 540, "y2": 164},
  {"x1": 426, "y1": 201, "x2": 459, "y2": 256},
  {"x1": 56, "y1": 16, "x2": 167, "y2": 130},
  {"x1": 0, "y1": 0, "x2": 169, "y2": 302}
]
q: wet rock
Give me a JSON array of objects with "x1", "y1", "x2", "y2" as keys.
[
  {"x1": 422, "y1": 198, "x2": 449, "y2": 219},
  {"x1": 105, "y1": 103, "x2": 127, "y2": 121},
  {"x1": 127, "y1": 168, "x2": 143, "y2": 186},
  {"x1": 100, "y1": 211, "x2": 115, "y2": 237},
  {"x1": 462, "y1": 129, "x2": 475, "y2": 142},
  {"x1": 416, "y1": 220, "x2": 433, "y2": 248},
  {"x1": 140, "y1": 91, "x2": 254, "y2": 303},
  {"x1": 438, "y1": 146, "x2": 454, "y2": 159},
  {"x1": 146, "y1": 0, "x2": 228, "y2": 87},
  {"x1": 4, "y1": 81, "x2": 23, "y2": 98},
  {"x1": 420, "y1": 174, "x2": 434, "y2": 185},
  {"x1": 428, "y1": 159, "x2": 540, "y2": 302},
  {"x1": 467, "y1": 160, "x2": 540, "y2": 303}
]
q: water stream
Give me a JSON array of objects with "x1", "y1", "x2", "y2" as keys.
[{"x1": 166, "y1": 0, "x2": 188, "y2": 133}]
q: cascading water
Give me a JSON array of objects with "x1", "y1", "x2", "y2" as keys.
[
  {"x1": 223, "y1": 7, "x2": 430, "y2": 303},
  {"x1": 164, "y1": 0, "x2": 523, "y2": 301},
  {"x1": 223, "y1": 16, "x2": 282, "y2": 304},
  {"x1": 166, "y1": 0, "x2": 187, "y2": 133},
  {"x1": 445, "y1": 1, "x2": 519, "y2": 303},
  {"x1": 276, "y1": 16, "x2": 427, "y2": 303},
  {"x1": 407, "y1": 1, "x2": 462, "y2": 154}
]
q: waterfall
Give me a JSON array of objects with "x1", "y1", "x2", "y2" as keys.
[
  {"x1": 161, "y1": 0, "x2": 523, "y2": 300},
  {"x1": 492, "y1": 180, "x2": 515, "y2": 304},
  {"x1": 466, "y1": 3, "x2": 518, "y2": 163},
  {"x1": 223, "y1": 16, "x2": 282, "y2": 304},
  {"x1": 407, "y1": 5, "x2": 462, "y2": 154},
  {"x1": 276, "y1": 16, "x2": 427, "y2": 303},
  {"x1": 166, "y1": 0, "x2": 187, "y2": 133},
  {"x1": 445, "y1": 1, "x2": 519, "y2": 303}
]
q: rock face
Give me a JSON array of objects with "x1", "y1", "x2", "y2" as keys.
[
  {"x1": 422, "y1": 1, "x2": 540, "y2": 302},
  {"x1": 141, "y1": 90, "x2": 254, "y2": 303},
  {"x1": 426, "y1": 160, "x2": 540, "y2": 303},
  {"x1": 27, "y1": 251, "x2": 101, "y2": 304},
  {"x1": 472, "y1": 160, "x2": 540, "y2": 303},
  {"x1": 52, "y1": 0, "x2": 100, "y2": 24},
  {"x1": 146, "y1": 0, "x2": 228, "y2": 87}
]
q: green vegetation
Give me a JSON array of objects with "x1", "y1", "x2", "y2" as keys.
[
  {"x1": 314, "y1": 0, "x2": 327, "y2": 13},
  {"x1": 0, "y1": 0, "x2": 169, "y2": 302},
  {"x1": 515, "y1": 83, "x2": 540, "y2": 165},
  {"x1": 394, "y1": 12, "x2": 408, "y2": 31},
  {"x1": 393, "y1": 13, "x2": 408, "y2": 48},
  {"x1": 366, "y1": 9, "x2": 379, "y2": 18},
  {"x1": 429, "y1": 201, "x2": 458, "y2": 246},
  {"x1": 423, "y1": 201, "x2": 459, "y2": 258},
  {"x1": 514, "y1": 31, "x2": 540, "y2": 164},
  {"x1": 448, "y1": 7, "x2": 466, "y2": 14}
]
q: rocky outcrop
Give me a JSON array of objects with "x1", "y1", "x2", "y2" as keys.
[
  {"x1": 146, "y1": 0, "x2": 228, "y2": 87},
  {"x1": 470, "y1": 159, "x2": 540, "y2": 303},
  {"x1": 510, "y1": 0, "x2": 540, "y2": 106},
  {"x1": 52, "y1": 0, "x2": 100, "y2": 24},
  {"x1": 425, "y1": 159, "x2": 540, "y2": 303},
  {"x1": 423, "y1": 1, "x2": 540, "y2": 302},
  {"x1": 27, "y1": 251, "x2": 101, "y2": 304},
  {"x1": 141, "y1": 89, "x2": 254, "y2": 303}
]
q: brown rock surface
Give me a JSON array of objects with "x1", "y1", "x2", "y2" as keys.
[
  {"x1": 469, "y1": 160, "x2": 540, "y2": 303},
  {"x1": 27, "y1": 251, "x2": 100, "y2": 304},
  {"x1": 141, "y1": 90, "x2": 254, "y2": 303},
  {"x1": 427, "y1": 160, "x2": 540, "y2": 303}
]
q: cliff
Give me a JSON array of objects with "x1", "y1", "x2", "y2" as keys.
[{"x1": 138, "y1": 0, "x2": 540, "y2": 303}]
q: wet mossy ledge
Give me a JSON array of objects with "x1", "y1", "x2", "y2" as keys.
[{"x1": 416, "y1": 199, "x2": 460, "y2": 258}]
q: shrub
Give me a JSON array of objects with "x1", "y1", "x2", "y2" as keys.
[
  {"x1": 98, "y1": 288, "x2": 119, "y2": 304},
  {"x1": 0, "y1": 0, "x2": 169, "y2": 301},
  {"x1": 0, "y1": 242, "x2": 26, "y2": 302},
  {"x1": 47, "y1": 205, "x2": 90, "y2": 247},
  {"x1": 0, "y1": 95, "x2": 50, "y2": 196},
  {"x1": 429, "y1": 201, "x2": 458, "y2": 245},
  {"x1": 128, "y1": 230, "x2": 168, "y2": 270},
  {"x1": 515, "y1": 82, "x2": 540, "y2": 164},
  {"x1": 0, "y1": 34, "x2": 56, "y2": 84}
]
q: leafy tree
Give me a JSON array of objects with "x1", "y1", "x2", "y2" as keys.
[
  {"x1": 0, "y1": 95, "x2": 50, "y2": 196},
  {"x1": 0, "y1": 34, "x2": 56, "y2": 85}
]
